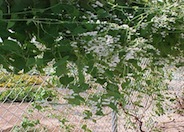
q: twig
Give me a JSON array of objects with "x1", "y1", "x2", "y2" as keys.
[{"x1": 122, "y1": 108, "x2": 145, "y2": 132}]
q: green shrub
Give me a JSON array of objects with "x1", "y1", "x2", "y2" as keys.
[
  {"x1": 0, "y1": 87, "x2": 57, "y2": 102},
  {"x1": 0, "y1": 73, "x2": 43, "y2": 88}
]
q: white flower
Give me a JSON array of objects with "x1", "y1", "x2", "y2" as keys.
[
  {"x1": 84, "y1": 35, "x2": 117, "y2": 57},
  {"x1": 86, "y1": 11, "x2": 97, "y2": 19},
  {"x1": 108, "y1": 54, "x2": 120, "y2": 67},
  {"x1": 96, "y1": 20, "x2": 101, "y2": 24},
  {"x1": 55, "y1": 36, "x2": 63, "y2": 42},
  {"x1": 91, "y1": 4, "x2": 97, "y2": 8},
  {"x1": 122, "y1": 24, "x2": 129, "y2": 29},
  {"x1": 80, "y1": 31, "x2": 98, "y2": 36},
  {"x1": 160, "y1": 31, "x2": 168, "y2": 38},
  {"x1": 66, "y1": 30, "x2": 71, "y2": 34},
  {"x1": 95, "y1": 1, "x2": 103, "y2": 7},
  {"x1": 140, "y1": 22, "x2": 148, "y2": 29}
]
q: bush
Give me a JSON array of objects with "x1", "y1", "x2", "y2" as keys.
[
  {"x1": 0, "y1": 86, "x2": 57, "y2": 102},
  {"x1": 0, "y1": 73, "x2": 43, "y2": 88}
]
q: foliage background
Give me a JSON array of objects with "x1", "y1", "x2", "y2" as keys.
[{"x1": 0, "y1": 0, "x2": 184, "y2": 131}]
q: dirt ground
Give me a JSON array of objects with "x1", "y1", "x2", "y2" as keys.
[
  {"x1": 0, "y1": 80, "x2": 183, "y2": 132},
  {"x1": 0, "y1": 102, "x2": 62, "y2": 132},
  {"x1": 0, "y1": 102, "x2": 112, "y2": 132},
  {"x1": 156, "y1": 113, "x2": 184, "y2": 132},
  {"x1": 0, "y1": 98, "x2": 184, "y2": 132}
]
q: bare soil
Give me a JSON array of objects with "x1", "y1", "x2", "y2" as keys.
[
  {"x1": 0, "y1": 99, "x2": 184, "y2": 132},
  {"x1": 0, "y1": 80, "x2": 183, "y2": 132},
  {"x1": 0, "y1": 103, "x2": 61, "y2": 132}
]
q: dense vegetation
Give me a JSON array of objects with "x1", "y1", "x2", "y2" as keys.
[
  {"x1": 0, "y1": 0, "x2": 183, "y2": 131},
  {"x1": 0, "y1": 73, "x2": 57, "y2": 102}
]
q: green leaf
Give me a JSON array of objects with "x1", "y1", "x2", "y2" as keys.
[
  {"x1": 67, "y1": 98, "x2": 81, "y2": 105},
  {"x1": 84, "y1": 23, "x2": 94, "y2": 30},
  {"x1": 11, "y1": 57, "x2": 26, "y2": 73},
  {"x1": 7, "y1": 22, "x2": 15, "y2": 29},
  {"x1": 105, "y1": 69, "x2": 114, "y2": 78},
  {"x1": 54, "y1": 56, "x2": 69, "y2": 66},
  {"x1": 107, "y1": 0, "x2": 115, "y2": 3},
  {"x1": 32, "y1": 102, "x2": 43, "y2": 111},
  {"x1": 2, "y1": 40, "x2": 22, "y2": 53},
  {"x1": 97, "y1": 9, "x2": 109, "y2": 18},
  {"x1": 55, "y1": 56, "x2": 69, "y2": 76},
  {"x1": 73, "y1": 26, "x2": 87, "y2": 35},
  {"x1": 96, "y1": 109, "x2": 104, "y2": 116},
  {"x1": 7, "y1": 14, "x2": 18, "y2": 29},
  {"x1": 0, "y1": 55, "x2": 5, "y2": 65},
  {"x1": 108, "y1": 102, "x2": 118, "y2": 112},
  {"x1": 36, "y1": 58, "x2": 43, "y2": 66},
  {"x1": 155, "y1": 102, "x2": 165, "y2": 115},
  {"x1": 26, "y1": 58, "x2": 36, "y2": 67},
  {"x1": 59, "y1": 75, "x2": 74, "y2": 85},
  {"x1": 49, "y1": 0, "x2": 61, "y2": 13},
  {"x1": 67, "y1": 95, "x2": 85, "y2": 105},
  {"x1": 0, "y1": 0, "x2": 3, "y2": 6},
  {"x1": 26, "y1": 19, "x2": 32, "y2": 25},
  {"x1": 83, "y1": 110, "x2": 92, "y2": 119},
  {"x1": 63, "y1": 5, "x2": 79, "y2": 17},
  {"x1": 56, "y1": 66, "x2": 66, "y2": 76},
  {"x1": 77, "y1": 61, "x2": 85, "y2": 84},
  {"x1": 58, "y1": 40, "x2": 72, "y2": 52},
  {"x1": 107, "y1": 83, "x2": 119, "y2": 92},
  {"x1": 70, "y1": 84, "x2": 87, "y2": 93},
  {"x1": 96, "y1": 78, "x2": 106, "y2": 85},
  {"x1": 82, "y1": 124, "x2": 92, "y2": 132},
  {"x1": 81, "y1": 83, "x2": 89, "y2": 91},
  {"x1": 0, "y1": 10, "x2": 3, "y2": 19}
]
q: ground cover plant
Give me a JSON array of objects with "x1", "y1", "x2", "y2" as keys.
[
  {"x1": 0, "y1": 0, "x2": 183, "y2": 131},
  {"x1": 0, "y1": 73, "x2": 43, "y2": 88},
  {"x1": 0, "y1": 86, "x2": 57, "y2": 102},
  {"x1": 0, "y1": 73, "x2": 57, "y2": 102}
]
